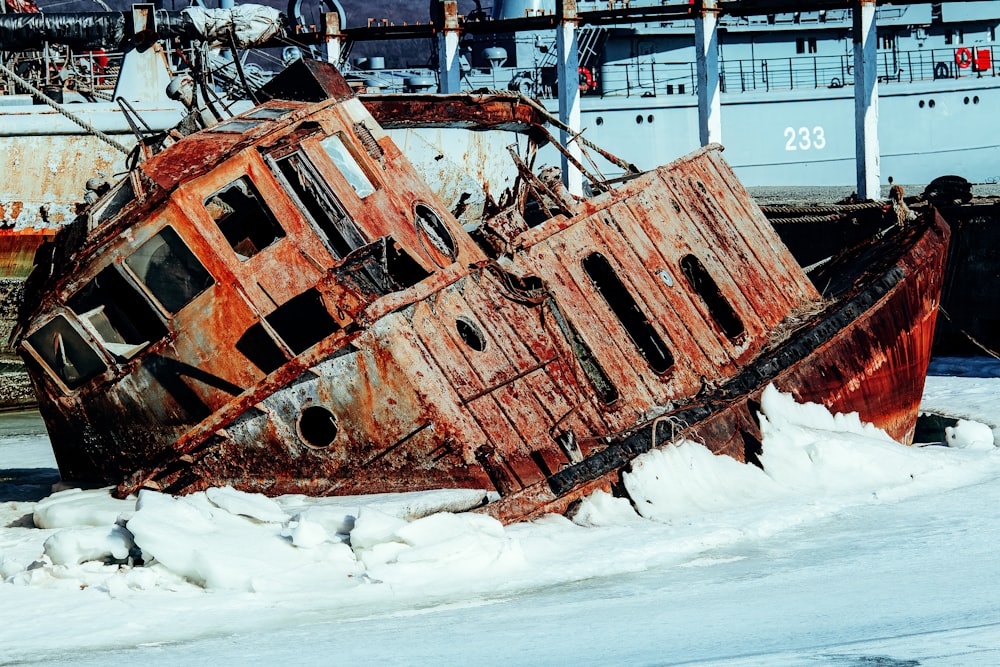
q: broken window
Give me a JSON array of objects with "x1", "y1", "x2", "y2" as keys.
[
  {"x1": 679, "y1": 254, "x2": 745, "y2": 340},
  {"x1": 68, "y1": 265, "x2": 168, "y2": 358},
  {"x1": 265, "y1": 288, "x2": 340, "y2": 354},
  {"x1": 204, "y1": 176, "x2": 285, "y2": 260},
  {"x1": 90, "y1": 178, "x2": 135, "y2": 226},
  {"x1": 125, "y1": 226, "x2": 215, "y2": 314},
  {"x1": 414, "y1": 203, "x2": 457, "y2": 262},
  {"x1": 319, "y1": 134, "x2": 376, "y2": 198},
  {"x1": 26, "y1": 315, "x2": 106, "y2": 389},
  {"x1": 273, "y1": 151, "x2": 367, "y2": 259},
  {"x1": 582, "y1": 252, "x2": 674, "y2": 375}
]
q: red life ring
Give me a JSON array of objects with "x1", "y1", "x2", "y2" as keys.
[
  {"x1": 578, "y1": 66, "x2": 595, "y2": 91},
  {"x1": 955, "y1": 47, "x2": 973, "y2": 69}
]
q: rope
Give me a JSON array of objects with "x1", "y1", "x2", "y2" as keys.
[
  {"x1": 938, "y1": 306, "x2": 1000, "y2": 361},
  {"x1": 760, "y1": 202, "x2": 884, "y2": 216},
  {"x1": 0, "y1": 60, "x2": 132, "y2": 155}
]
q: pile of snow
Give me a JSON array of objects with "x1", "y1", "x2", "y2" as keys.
[{"x1": 1, "y1": 382, "x2": 999, "y2": 659}]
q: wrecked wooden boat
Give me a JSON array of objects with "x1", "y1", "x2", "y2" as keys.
[{"x1": 15, "y1": 60, "x2": 949, "y2": 524}]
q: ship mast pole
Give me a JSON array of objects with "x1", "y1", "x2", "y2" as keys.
[
  {"x1": 435, "y1": 0, "x2": 461, "y2": 93},
  {"x1": 853, "y1": 0, "x2": 881, "y2": 199},
  {"x1": 695, "y1": 0, "x2": 721, "y2": 146},
  {"x1": 556, "y1": 0, "x2": 583, "y2": 197}
]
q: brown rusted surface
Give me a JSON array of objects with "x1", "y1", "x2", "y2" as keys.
[{"x1": 16, "y1": 60, "x2": 948, "y2": 524}]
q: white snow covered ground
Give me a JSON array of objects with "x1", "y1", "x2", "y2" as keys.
[{"x1": 2, "y1": 359, "x2": 1000, "y2": 666}]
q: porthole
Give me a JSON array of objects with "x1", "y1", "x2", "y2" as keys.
[
  {"x1": 964, "y1": 96, "x2": 970, "y2": 104},
  {"x1": 456, "y1": 317, "x2": 486, "y2": 352},
  {"x1": 414, "y1": 203, "x2": 456, "y2": 264},
  {"x1": 596, "y1": 116, "x2": 604, "y2": 126},
  {"x1": 635, "y1": 114, "x2": 644, "y2": 124},
  {"x1": 974, "y1": 96, "x2": 980, "y2": 104},
  {"x1": 647, "y1": 114, "x2": 654, "y2": 123},
  {"x1": 297, "y1": 405, "x2": 339, "y2": 448},
  {"x1": 929, "y1": 99, "x2": 936, "y2": 108},
  {"x1": 919, "y1": 100, "x2": 925, "y2": 108}
]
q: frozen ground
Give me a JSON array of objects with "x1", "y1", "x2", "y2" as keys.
[{"x1": 1, "y1": 358, "x2": 999, "y2": 666}]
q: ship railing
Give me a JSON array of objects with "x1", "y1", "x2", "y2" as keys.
[{"x1": 594, "y1": 45, "x2": 997, "y2": 98}]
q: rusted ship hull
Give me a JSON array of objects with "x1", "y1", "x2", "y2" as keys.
[{"x1": 17, "y1": 63, "x2": 948, "y2": 523}]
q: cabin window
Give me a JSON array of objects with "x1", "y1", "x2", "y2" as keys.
[
  {"x1": 319, "y1": 134, "x2": 376, "y2": 198},
  {"x1": 204, "y1": 176, "x2": 285, "y2": 260},
  {"x1": 26, "y1": 315, "x2": 106, "y2": 389},
  {"x1": 125, "y1": 226, "x2": 215, "y2": 314},
  {"x1": 212, "y1": 119, "x2": 265, "y2": 133},
  {"x1": 273, "y1": 151, "x2": 367, "y2": 259},
  {"x1": 679, "y1": 254, "x2": 745, "y2": 341},
  {"x1": 265, "y1": 288, "x2": 340, "y2": 354},
  {"x1": 414, "y1": 203, "x2": 457, "y2": 262},
  {"x1": 68, "y1": 265, "x2": 168, "y2": 358},
  {"x1": 246, "y1": 107, "x2": 296, "y2": 120},
  {"x1": 582, "y1": 252, "x2": 673, "y2": 375},
  {"x1": 91, "y1": 178, "x2": 135, "y2": 226}
]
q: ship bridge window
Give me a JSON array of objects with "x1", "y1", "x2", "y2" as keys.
[
  {"x1": 125, "y1": 226, "x2": 215, "y2": 314},
  {"x1": 582, "y1": 252, "x2": 673, "y2": 375},
  {"x1": 272, "y1": 151, "x2": 367, "y2": 259},
  {"x1": 205, "y1": 176, "x2": 285, "y2": 260},
  {"x1": 246, "y1": 107, "x2": 296, "y2": 120},
  {"x1": 68, "y1": 264, "x2": 168, "y2": 358},
  {"x1": 319, "y1": 134, "x2": 376, "y2": 198},
  {"x1": 212, "y1": 119, "x2": 265, "y2": 133},
  {"x1": 26, "y1": 315, "x2": 106, "y2": 390},
  {"x1": 679, "y1": 254, "x2": 745, "y2": 341}
]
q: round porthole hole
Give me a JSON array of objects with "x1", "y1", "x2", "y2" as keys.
[
  {"x1": 298, "y1": 405, "x2": 339, "y2": 448},
  {"x1": 456, "y1": 317, "x2": 487, "y2": 352}
]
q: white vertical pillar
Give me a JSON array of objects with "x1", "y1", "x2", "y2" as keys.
[
  {"x1": 436, "y1": 1, "x2": 461, "y2": 93},
  {"x1": 325, "y1": 11, "x2": 342, "y2": 66},
  {"x1": 854, "y1": 0, "x2": 880, "y2": 199},
  {"x1": 695, "y1": 0, "x2": 721, "y2": 146},
  {"x1": 556, "y1": 0, "x2": 583, "y2": 197}
]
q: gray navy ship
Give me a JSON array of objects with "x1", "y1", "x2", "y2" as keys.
[{"x1": 347, "y1": 0, "x2": 1000, "y2": 187}]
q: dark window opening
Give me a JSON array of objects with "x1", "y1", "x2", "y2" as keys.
[
  {"x1": 679, "y1": 254, "x2": 745, "y2": 340},
  {"x1": 236, "y1": 322, "x2": 289, "y2": 374},
  {"x1": 205, "y1": 176, "x2": 285, "y2": 260},
  {"x1": 274, "y1": 152, "x2": 366, "y2": 259},
  {"x1": 456, "y1": 317, "x2": 487, "y2": 352},
  {"x1": 126, "y1": 226, "x2": 214, "y2": 315},
  {"x1": 331, "y1": 237, "x2": 431, "y2": 297},
  {"x1": 27, "y1": 315, "x2": 106, "y2": 389},
  {"x1": 385, "y1": 239, "x2": 432, "y2": 288},
  {"x1": 265, "y1": 288, "x2": 340, "y2": 354},
  {"x1": 414, "y1": 203, "x2": 457, "y2": 262},
  {"x1": 795, "y1": 38, "x2": 805, "y2": 54},
  {"x1": 548, "y1": 298, "x2": 619, "y2": 405},
  {"x1": 582, "y1": 252, "x2": 674, "y2": 375},
  {"x1": 68, "y1": 265, "x2": 168, "y2": 358},
  {"x1": 298, "y1": 405, "x2": 339, "y2": 448},
  {"x1": 808, "y1": 38, "x2": 817, "y2": 54}
]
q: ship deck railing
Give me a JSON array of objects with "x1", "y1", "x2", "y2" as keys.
[
  {"x1": 597, "y1": 45, "x2": 998, "y2": 97},
  {"x1": 432, "y1": 44, "x2": 999, "y2": 100}
]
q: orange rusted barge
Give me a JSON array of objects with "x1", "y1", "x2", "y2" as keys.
[{"x1": 16, "y1": 61, "x2": 949, "y2": 524}]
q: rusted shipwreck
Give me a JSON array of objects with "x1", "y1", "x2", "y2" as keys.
[{"x1": 16, "y1": 61, "x2": 949, "y2": 524}]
